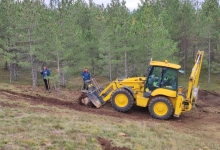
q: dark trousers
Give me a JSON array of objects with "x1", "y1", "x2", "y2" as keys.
[
  {"x1": 83, "y1": 83, "x2": 88, "y2": 90},
  {"x1": 43, "y1": 79, "x2": 50, "y2": 90}
]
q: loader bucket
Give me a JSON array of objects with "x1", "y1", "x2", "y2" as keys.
[
  {"x1": 79, "y1": 78, "x2": 105, "y2": 108},
  {"x1": 87, "y1": 92, "x2": 102, "y2": 108}
]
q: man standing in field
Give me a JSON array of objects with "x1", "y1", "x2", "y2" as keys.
[
  {"x1": 41, "y1": 66, "x2": 51, "y2": 91},
  {"x1": 82, "y1": 68, "x2": 90, "y2": 90}
]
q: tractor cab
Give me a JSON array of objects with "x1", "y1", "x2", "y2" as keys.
[{"x1": 144, "y1": 60, "x2": 181, "y2": 98}]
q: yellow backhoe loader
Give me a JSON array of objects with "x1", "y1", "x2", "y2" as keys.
[{"x1": 79, "y1": 51, "x2": 204, "y2": 119}]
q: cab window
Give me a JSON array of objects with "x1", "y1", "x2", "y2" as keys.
[
  {"x1": 161, "y1": 68, "x2": 178, "y2": 91},
  {"x1": 145, "y1": 67, "x2": 177, "y2": 91},
  {"x1": 146, "y1": 66, "x2": 162, "y2": 91}
]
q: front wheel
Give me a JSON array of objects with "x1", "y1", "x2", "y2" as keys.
[
  {"x1": 148, "y1": 96, "x2": 174, "y2": 120},
  {"x1": 111, "y1": 88, "x2": 134, "y2": 112}
]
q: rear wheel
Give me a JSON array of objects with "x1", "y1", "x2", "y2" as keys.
[
  {"x1": 111, "y1": 88, "x2": 134, "y2": 112},
  {"x1": 148, "y1": 96, "x2": 173, "y2": 120}
]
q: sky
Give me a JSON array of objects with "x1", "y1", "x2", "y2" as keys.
[
  {"x1": 45, "y1": 0, "x2": 141, "y2": 10},
  {"x1": 45, "y1": 0, "x2": 205, "y2": 11},
  {"x1": 86, "y1": 0, "x2": 142, "y2": 10}
]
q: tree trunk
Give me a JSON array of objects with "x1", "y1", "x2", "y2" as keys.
[
  {"x1": 9, "y1": 63, "x2": 13, "y2": 84},
  {"x1": 57, "y1": 51, "x2": 60, "y2": 90},
  {"x1": 182, "y1": 37, "x2": 188, "y2": 76},
  {"x1": 13, "y1": 63, "x2": 17, "y2": 80},
  {"x1": 36, "y1": 65, "x2": 38, "y2": 85},
  {"x1": 28, "y1": 28, "x2": 37, "y2": 88},
  {"x1": 208, "y1": 34, "x2": 211, "y2": 84},
  {"x1": 124, "y1": 50, "x2": 127, "y2": 78},
  {"x1": 90, "y1": 47, "x2": 95, "y2": 75},
  {"x1": 57, "y1": 4, "x2": 63, "y2": 90},
  {"x1": 7, "y1": 38, "x2": 12, "y2": 83},
  {"x1": 109, "y1": 52, "x2": 112, "y2": 81},
  {"x1": 61, "y1": 71, "x2": 65, "y2": 87},
  {"x1": 193, "y1": 44, "x2": 196, "y2": 58},
  {"x1": 4, "y1": 61, "x2": 8, "y2": 70}
]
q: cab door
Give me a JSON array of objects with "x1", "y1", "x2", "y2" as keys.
[
  {"x1": 144, "y1": 66, "x2": 178, "y2": 97},
  {"x1": 144, "y1": 66, "x2": 163, "y2": 94}
]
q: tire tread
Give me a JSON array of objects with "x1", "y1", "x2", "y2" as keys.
[
  {"x1": 111, "y1": 88, "x2": 134, "y2": 112},
  {"x1": 148, "y1": 96, "x2": 173, "y2": 120}
]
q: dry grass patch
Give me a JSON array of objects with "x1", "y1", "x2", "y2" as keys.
[{"x1": 1, "y1": 98, "x2": 219, "y2": 150}]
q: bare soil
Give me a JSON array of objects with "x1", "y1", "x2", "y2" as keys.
[
  {"x1": 97, "y1": 137, "x2": 131, "y2": 150},
  {"x1": 1, "y1": 89, "x2": 220, "y2": 121}
]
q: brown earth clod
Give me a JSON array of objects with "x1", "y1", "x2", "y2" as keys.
[
  {"x1": 78, "y1": 92, "x2": 88, "y2": 105},
  {"x1": 97, "y1": 137, "x2": 131, "y2": 150}
]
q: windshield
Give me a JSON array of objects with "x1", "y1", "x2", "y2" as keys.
[{"x1": 146, "y1": 66, "x2": 178, "y2": 91}]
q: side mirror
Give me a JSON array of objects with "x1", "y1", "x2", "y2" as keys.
[{"x1": 178, "y1": 70, "x2": 185, "y2": 74}]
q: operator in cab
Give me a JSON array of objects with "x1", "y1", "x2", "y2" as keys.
[{"x1": 153, "y1": 76, "x2": 160, "y2": 87}]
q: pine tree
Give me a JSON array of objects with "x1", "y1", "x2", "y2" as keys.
[
  {"x1": 13, "y1": 0, "x2": 47, "y2": 88},
  {"x1": 199, "y1": 0, "x2": 220, "y2": 83},
  {"x1": 132, "y1": 2, "x2": 178, "y2": 74},
  {"x1": 0, "y1": 0, "x2": 22, "y2": 82}
]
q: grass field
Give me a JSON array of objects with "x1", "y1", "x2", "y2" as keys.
[{"x1": 0, "y1": 89, "x2": 220, "y2": 150}]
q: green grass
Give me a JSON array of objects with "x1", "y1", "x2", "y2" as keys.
[
  {"x1": 0, "y1": 96, "x2": 219, "y2": 150},
  {"x1": 178, "y1": 63, "x2": 220, "y2": 92},
  {"x1": 174, "y1": 57, "x2": 220, "y2": 92}
]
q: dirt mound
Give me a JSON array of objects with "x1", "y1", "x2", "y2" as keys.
[
  {"x1": 97, "y1": 137, "x2": 131, "y2": 150},
  {"x1": 199, "y1": 90, "x2": 220, "y2": 97},
  {"x1": 198, "y1": 90, "x2": 220, "y2": 110},
  {"x1": 0, "y1": 89, "x2": 73, "y2": 107},
  {"x1": 0, "y1": 89, "x2": 153, "y2": 121}
]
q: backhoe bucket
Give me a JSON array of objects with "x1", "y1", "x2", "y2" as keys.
[{"x1": 88, "y1": 92, "x2": 102, "y2": 108}]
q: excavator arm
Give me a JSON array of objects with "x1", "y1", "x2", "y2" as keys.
[{"x1": 186, "y1": 50, "x2": 204, "y2": 106}]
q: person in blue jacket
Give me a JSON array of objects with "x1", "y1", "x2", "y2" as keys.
[
  {"x1": 82, "y1": 68, "x2": 91, "y2": 90},
  {"x1": 41, "y1": 66, "x2": 51, "y2": 91}
]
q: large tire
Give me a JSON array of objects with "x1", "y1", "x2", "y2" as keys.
[
  {"x1": 111, "y1": 88, "x2": 134, "y2": 112},
  {"x1": 148, "y1": 96, "x2": 174, "y2": 120}
]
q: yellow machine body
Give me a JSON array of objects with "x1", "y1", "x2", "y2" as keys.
[
  {"x1": 85, "y1": 51, "x2": 204, "y2": 119},
  {"x1": 98, "y1": 78, "x2": 185, "y2": 117}
]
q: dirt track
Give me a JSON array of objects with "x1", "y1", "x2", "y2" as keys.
[{"x1": 0, "y1": 88, "x2": 220, "y2": 130}]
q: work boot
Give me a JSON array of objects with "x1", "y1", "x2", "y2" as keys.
[{"x1": 47, "y1": 89, "x2": 51, "y2": 93}]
